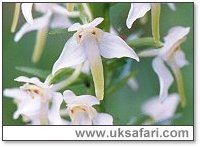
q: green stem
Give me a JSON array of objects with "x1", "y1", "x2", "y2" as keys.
[
  {"x1": 128, "y1": 37, "x2": 163, "y2": 49},
  {"x1": 107, "y1": 70, "x2": 137, "y2": 96},
  {"x1": 169, "y1": 58, "x2": 186, "y2": 107},
  {"x1": 151, "y1": 3, "x2": 161, "y2": 44},
  {"x1": 51, "y1": 64, "x2": 82, "y2": 91}
]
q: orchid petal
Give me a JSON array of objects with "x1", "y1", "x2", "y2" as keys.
[
  {"x1": 4, "y1": 88, "x2": 34, "y2": 119},
  {"x1": 142, "y1": 93, "x2": 179, "y2": 121},
  {"x1": 52, "y1": 37, "x2": 86, "y2": 74},
  {"x1": 152, "y1": 57, "x2": 174, "y2": 101},
  {"x1": 3, "y1": 88, "x2": 29, "y2": 101},
  {"x1": 72, "y1": 112, "x2": 92, "y2": 125},
  {"x1": 109, "y1": 26, "x2": 118, "y2": 35},
  {"x1": 167, "y1": 3, "x2": 176, "y2": 11},
  {"x1": 52, "y1": 4, "x2": 68, "y2": 15},
  {"x1": 14, "y1": 97, "x2": 41, "y2": 119},
  {"x1": 160, "y1": 26, "x2": 190, "y2": 56},
  {"x1": 68, "y1": 23, "x2": 82, "y2": 32},
  {"x1": 126, "y1": 3, "x2": 151, "y2": 29},
  {"x1": 92, "y1": 113, "x2": 113, "y2": 125},
  {"x1": 174, "y1": 50, "x2": 189, "y2": 68},
  {"x1": 63, "y1": 90, "x2": 99, "y2": 106},
  {"x1": 164, "y1": 26, "x2": 190, "y2": 43},
  {"x1": 70, "y1": 61, "x2": 90, "y2": 74},
  {"x1": 68, "y1": 17, "x2": 104, "y2": 32},
  {"x1": 48, "y1": 93, "x2": 68, "y2": 125},
  {"x1": 14, "y1": 76, "x2": 48, "y2": 88},
  {"x1": 21, "y1": 3, "x2": 33, "y2": 24},
  {"x1": 83, "y1": 17, "x2": 104, "y2": 29},
  {"x1": 14, "y1": 12, "x2": 51, "y2": 42},
  {"x1": 81, "y1": 61, "x2": 90, "y2": 74},
  {"x1": 50, "y1": 14, "x2": 72, "y2": 29},
  {"x1": 81, "y1": 34, "x2": 104, "y2": 100},
  {"x1": 99, "y1": 32, "x2": 139, "y2": 61},
  {"x1": 28, "y1": 117, "x2": 40, "y2": 125}
]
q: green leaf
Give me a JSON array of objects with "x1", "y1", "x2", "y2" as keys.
[
  {"x1": 104, "y1": 58, "x2": 127, "y2": 72},
  {"x1": 106, "y1": 68, "x2": 138, "y2": 96},
  {"x1": 109, "y1": 3, "x2": 130, "y2": 34},
  {"x1": 15, "y1": 66, "x2": 50, "y2": 79}
]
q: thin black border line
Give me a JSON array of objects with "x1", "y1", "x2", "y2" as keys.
[{"x1": 1, "y1": 1, "x2": 195, "y2": 141}]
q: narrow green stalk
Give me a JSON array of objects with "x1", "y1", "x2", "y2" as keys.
[
  {"x1": 11, "y1": 3, "x2": 20, "y2": 33},
  {"x1": 51, "y1": 64, "x2": 82, "y2": 91},
  {"x1": 169, "y1": 58, "x2": 186, "y2": 107},
  {"x1": 151, "y1": 3, "x2": 161, "y2": 44},
  {"x1": 128, "y1": 37, "x2": 163, "y2": 49}
]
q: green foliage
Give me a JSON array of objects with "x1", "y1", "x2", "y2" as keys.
[{"x1": 15, "y1": 66, "x2": 50, "y2": 80}]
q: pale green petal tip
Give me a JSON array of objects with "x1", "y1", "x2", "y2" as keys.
[
  {"x1": 96, "y1": 90, "x2": 104, "y2": 101},
  {"x1": 66, "y1": 3, "x2": 74, "y2": 12},
  {"x1": 11, "y1": 3, "x2": 20, "y2": 33}
]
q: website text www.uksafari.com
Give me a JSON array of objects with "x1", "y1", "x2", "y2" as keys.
[{"x1": 74, "y1": 127, "x2": 193, "y2": 140}]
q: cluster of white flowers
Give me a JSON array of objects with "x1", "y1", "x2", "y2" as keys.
[{"x1": 4, "y1": 3, "x2": 190, "y2": 125}]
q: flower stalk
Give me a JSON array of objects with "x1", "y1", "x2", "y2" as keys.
[
  {"x1": 52, "y1": 64, "x2": 83, "y2": 91},
  {"x1": 128, "y1": 37, "x2": 163, "y2": 49}
]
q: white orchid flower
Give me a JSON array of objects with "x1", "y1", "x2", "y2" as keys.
[
  {"x1": 3, "y1": 76, "x2": 68, "y2": 125},
  {"x1": 63, "y1": 90, "x2": 113, "y2": 125},
  {"x1": 142, "y1": 93, "x2": 179, "y2": 125},
  {"x1": 138, "y1": 26, "x2": 190, "y2": 103},
  {"x1": 14, "y1": 3, "x2": 79, "y2": 63},
  {"x1": 126, "y1": 3, "x2": 176, "y2": 29},
  {"x1": 52, "y1": 17, "x2": 139, "y2": 100}
]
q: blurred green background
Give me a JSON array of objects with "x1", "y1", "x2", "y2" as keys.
[{"x1": 3, "y1": 3, "x2": 193, "y2": 125}]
